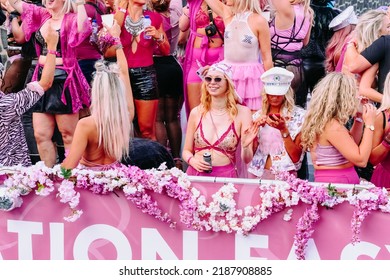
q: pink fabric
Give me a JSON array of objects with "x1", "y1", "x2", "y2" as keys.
[
  {"x1": 229, "y1": 61, "x2": 264, "y2": 110},
  {"x1": 269, "y1": 4, "x2": 311, "y2": 52},
  {"x1": 21, "y1": 2, "x2": 92, "y2": 113},
  {"x1": 120, "y1": 10, "x2": 162, "y2": 68},
  {"x1": 76, "y1": 3, "x2": 104, "y2": 60},
  {"x1": 78, "y1": 161, "x2": 123, "y2": 171},
  {"x1": 187, "y1": 46, "x2": 223, "y2": 83},
  {"x1": 335, "y1": 43, "x2": 347, "y2": 72},
  {"x1": 315, "y1": 144, "x2": 349, "y2": 166},
  {"x1": 314, "y1": 166, "x2": 360, "y2": 184},
  {"x1": 186, "y1": 163, "x2": 238, "y2": 178},
  {"x1": 371, "y1": 156, "x2": 390, "y2": 189}
]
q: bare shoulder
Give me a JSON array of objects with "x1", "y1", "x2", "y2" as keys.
[
  {"x1": 325, "y1": 119, "x2": 348, "y2": 133},
  {"x1": 76, "y1": 116, "x2": 95, "y2": 131},
  {"x1": 237, "y1": 104, "x2": 252, "y2": 119},
  {"x1": 249, "y1": 12, "x2": 269, "y2": 27}
]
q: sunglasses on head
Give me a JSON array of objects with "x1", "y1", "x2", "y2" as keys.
[{"x1": 204, "y1": 76, "x2": 225, "y2": 83}]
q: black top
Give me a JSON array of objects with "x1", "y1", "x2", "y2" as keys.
[{"x1": 361, "y1": 35, "x2": 390, "y2": 94}]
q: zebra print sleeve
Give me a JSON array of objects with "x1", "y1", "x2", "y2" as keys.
[{"x1": 3, "y1": 87, "x2": 43, "y2": 117}]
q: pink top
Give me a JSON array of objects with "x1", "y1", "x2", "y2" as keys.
[
  {"x1": 21, "y1": 2, "x2": 92, "y2": 113},
  {"x1": 315, "y1": 144, "x2": 349, "y2": 166},
  {"x1": 120, "y1": 10, "x2": 162, "y2": 68},
  {"x1": 194, "y1": 115, "x2": 239, "y2": 161},
  {"x1": 270, "y1": 4, "x2": 311, "y2": 52},
  {"x1": 76, "y1": 1, "x2": 105, "y2": 60},
  {"x1": 194, "y1": 6, "x2": 224, "y2": 32}
]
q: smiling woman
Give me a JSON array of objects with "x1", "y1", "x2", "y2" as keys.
[{"x1": 182, "y1": 62, "x2": 258, "y2": 178}]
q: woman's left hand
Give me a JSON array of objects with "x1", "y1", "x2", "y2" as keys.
[
  {"x1": 144, "y1": 26, "x2": 160, "y2": 40},
  {"x1": 241, "y1": 122, "x2": 260, "y2": 149}
]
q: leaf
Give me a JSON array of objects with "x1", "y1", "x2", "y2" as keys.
[{"x1": 60, "y1": 167, "x2": 72, "y2": 179}]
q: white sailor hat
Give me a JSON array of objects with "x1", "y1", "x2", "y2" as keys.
[
  {"x1": 261, "y1": 67, "x2": 294, "y2": 96},
  {"x1": 329, "y1": 6, "x2": 358, "y2": 31}
]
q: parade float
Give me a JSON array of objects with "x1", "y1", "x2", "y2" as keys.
[{"x1": 1, "y1": 162, "x2": 390, "y2": 260}]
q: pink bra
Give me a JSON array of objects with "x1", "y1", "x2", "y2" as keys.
[
  {"x1": 195, "y1": 8, "x2": 225, "y2": 33},
  {"x1": 194, "y1": 116, "x2": 239, "y2": 159}
]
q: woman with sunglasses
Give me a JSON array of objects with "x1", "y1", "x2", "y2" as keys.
[{"x1": 182, "y1": 62, "x2": 257, "y2": 178}]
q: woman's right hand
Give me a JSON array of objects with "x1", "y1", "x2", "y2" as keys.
[
  {"x1": 189, "y1": 157, "x2": 212, "y2": 173},
  {"x1": 362, "y1": 103, "x2": 377, "y2": 126},
  {"x1": 45, "y1": 23, "x2": 59, "y2": 51}
]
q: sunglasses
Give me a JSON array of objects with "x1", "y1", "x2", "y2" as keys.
[{"x1": 204, "y1": 76, "x2": 226, "y2": 83}]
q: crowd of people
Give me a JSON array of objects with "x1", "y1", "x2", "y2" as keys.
[{"x1": 1, "y1": 0, "x2": 390, "y2": 189}]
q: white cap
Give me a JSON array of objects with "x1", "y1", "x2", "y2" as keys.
[
  {"x1": 261, "y1": 67, "x2": 294, "y2": 96},
  {"x1": 329, "y1": 6, "x2": 358, "y2": 31}
]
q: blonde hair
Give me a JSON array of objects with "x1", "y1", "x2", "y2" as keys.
[
  {"x1": 200, "y1": 77, "x2": 238, "y2": 120},
  {"x1": 355, "y1": 9, "x2": 388, "y2": 52},
  {"x1": 233, "y1": 0, "x2": 262, "y2": 14},
  {"x1": 300, "y1": 72, "x2": 358, "y2": 149},
  {"x1": 261, "y1": 87, "x2": 295, "y2": 116},
  {"x1": 42, "y1": 0, "x2": 75, "y2": 14},
  {"x1": 90, "y1": 61, "x2": 132, "y2": 160},
  {"x1": 378, "y1": 72, "x2": 390, "y2": 112}
]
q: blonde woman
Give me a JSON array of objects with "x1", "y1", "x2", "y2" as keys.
[
  {"x1": 203, "y1": 0, "x2": 273, "y2": 111},
  {"x1": 10, "y1": 0, "x2": 92, "y2": 167},
  {"x1": 300, "y1": 72, "x2": 377, "y2": 184},
  {"x1": 369, "y1": 73, "x2": 390, "y2": 188},
  {"x1": 182, "y1": 62, "x2": 256, "y2": 178},
  {"x1": 342, "y1": 9, "x2": 389, "y2": 78},
  {"x1": 62, "y1": 22, "x2": 134, "y2": 171},
  {"x1": 248, "y1": 67, "x2": 306, "y2": 179}
]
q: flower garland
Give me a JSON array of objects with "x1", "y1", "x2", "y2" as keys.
[{"x1": 1, "y1": 163, "x2": 390, "y2": 260}]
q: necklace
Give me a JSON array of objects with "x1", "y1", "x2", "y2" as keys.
[
  {"x1": 124, "y1": 15, "x2": 145, "y2": 37},
  {"x1": 210, "y1": 108, "x2": 228, "y2": 116}
]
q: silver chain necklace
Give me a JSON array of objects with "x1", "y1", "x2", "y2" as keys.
[{"x1": 124, "y1": 15, "x2": 145, "y2": 38}]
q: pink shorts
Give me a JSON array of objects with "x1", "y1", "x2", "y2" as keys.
[
  {"x1": 186, "y1": 163, "x2": 238, "y2": 178},
  {"x1": 314, "y1": 166, "x2": 360, "y2": 184},
  {"x1": 186, "y1": 47, "x2": 223, "y2": 83}
]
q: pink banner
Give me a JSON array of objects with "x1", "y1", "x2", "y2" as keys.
[{"x1": 1, "y1": 181, "x2": 390, "y2": 260}]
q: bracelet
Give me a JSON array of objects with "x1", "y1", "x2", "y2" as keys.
[
  {"x1": 382, "y1": 140, "x2": 390, "y2": 149},
  {"x1": 354, "y1": 117, "x2": 363, "y2": 123},
  {"x1": 47, "y1": 49, "x2": 59, "y2": 56},
  {"x1": 118, "y1": 8, "x2": 127, "y2": 13},
  {"x1": 114, "y1": 43, "x2": 123, "y2": 50},
  {"x1": 187, "y1": 156, "x2": 193, "y2": 165},
  {"x1": 156, "y1": 33, "x2": 164, "y2": 42}
]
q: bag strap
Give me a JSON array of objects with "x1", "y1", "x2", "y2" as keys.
[{"x1": 207, "y1": 5, "x2": 224, "y2": 42}]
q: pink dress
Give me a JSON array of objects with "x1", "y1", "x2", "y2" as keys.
[{"x1": 223, "y1": 11, "x2": 264, "y2": 110}]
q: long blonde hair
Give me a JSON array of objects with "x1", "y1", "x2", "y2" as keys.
[
  {"x1": 90, "y1": 61, "x2": 132, "y2": 160},
  {"x1": 200, "y1": 77, "x2": 238, "y2": 120},
  {"x1": 300, "y1": 72, "x2": 358, "y2": 149},
  {"x1": 378, "y1": 72, "x2": 390, "y2": 112},
  {"x1": 261, "y1": 87, "x2": 295, "y2": 116},
  {"x1": 355, "y1": 9, "x2": 388, "y2": 52}
]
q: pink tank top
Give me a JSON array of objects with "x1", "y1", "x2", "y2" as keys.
[
  {"x1": 270, "y1": 4, "x2": 311, "y2": 52},
  {"x1": 315, "y1": 144, "x2": 349, "y2": 166}
]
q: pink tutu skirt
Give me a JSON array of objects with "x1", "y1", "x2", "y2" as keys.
[{"x1": 226, "y1": 61, "x2": 265, "y2": 111}]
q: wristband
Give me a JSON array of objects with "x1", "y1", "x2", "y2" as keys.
[
  {"x1": 382, "y1": 140, "x2": 390, "y2": 149},
  {"x1": 187, "y1": 156, "x2": 193, "y2": 165},
  {"x1": 354, "y1": 117, "x2": 363, "y2": 123},
  {"x1": 47, "y1": 49, "x2": 59, "y2": 56},
  {"x1": 118, "y1": 8, "x2": 127, "y2": 13},
  {"x1": 114, "y1": 43, "x2": 123, "y2": 50},
  {"x1": 156, "y1": 33, "x2": 164, "y2": 42}
]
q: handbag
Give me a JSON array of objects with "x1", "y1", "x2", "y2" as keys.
[{"x1": 205, "y1": 6, "x2": 224, "y2": 42}]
